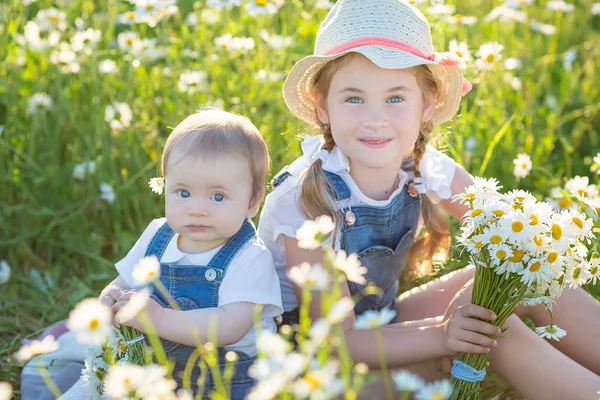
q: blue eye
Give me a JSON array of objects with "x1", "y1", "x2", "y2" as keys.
[
  {"x1": 178, "y1": 189, "x2": 191, "y2": 198},
  {"x1": 388, "y1": 96, "x2": 403, "y2": 103},
  {"x1": 210, "y1": 193, "x2": 225, "y2": 202},
  {"x1": 346, "y1": 97, "x2": 363, "y2": 104}
]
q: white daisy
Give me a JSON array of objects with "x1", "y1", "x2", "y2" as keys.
[
  {"x1": 546, "y1": 0, "x2": 574, "y2": 12},
  {"x1": 448, "y1": 40, "x2": 471, "y2": 68},
  {"x1": 391, "y1": 370, "x2": 426, "y2": 392},
  {"x1": 105, "y1": 102, "x2": 133, "y2": 130},
  {"x1": 547, "y1": 212, "x2": 576, "y2": 253},
  {"x1": 73, "y1": 161, "x2": 96, "y2": 180},
  {"x1": 566, "y1": 262, "x2": 591, "y2": 289},
  {"x1": 177, "y1": 70, "x2": 208, "y2": 94},
  {"x1": 518, "y1": 259, "x2": 555, "y2": 285},
  {"x1": 326, "y1": 297, "x2": 355, "y2": 324},
  {"x1": 565, "y1": 176, "x2": 598, "y2": 198},
  {"x1": 117, "y1": 31, "x2": 142, "y2": 53},
  {"x1": 104, "y1": 364, "x2": 144, "y2": 397},
  {"x1": 292, "y1": 361, "x2": 344, "y2": 399},
  {"x1": 498, "y1": 211, "x2": 534, "y2": 243},
  {"x1": 67, "y1": 298, "x2": 112, "y2": 346},
  {"x1": 148, "y1": 177, "x2": 165, "y2": 195},
  {"x1": 288, "y1": 262, "x2": 329, "y2": 290},
  {"x1": 27, "y1": 92, "x2": 53, "y2": 113},
  {"x1": 535, "y1": 325, "x2": 567, "y2": 341},
  {"x1": 98, "y1": 59, "x2": 118, "y2": 74},
  {"x1": 295, "y1": 215, "x2": 335, "y2": 249},
  {"x1": 530, "y1": 20, "x2": 557, "y2": 35},
  {"x1": 484, "y1": 5, "x2": 526, "y2": 23},
  {"x1": 488, "y1": 243, "x2": 513, "y2": 268},
  {"x1": 99, "y1": 182, "x2": 116, "y2": 204},
  {"x1": 415, "y1": 379, "x2": 453, "y2": 400},
  {"x1": 333, "y1": 250, "x2": 367, "y2": 284},
  {"x1": 115, "y1": 288, "x2": 152, "y2": 324},
  {"x1": 504, "y1": 57, "x2": 522, "y2": 70},
  {"x1": 475, "y1": 42, "x2": 504, "y2": 70},
  {"x1": 132, "y1": 255, "x2": 160, "y2": 286},
  {"x1": 354, "y1": 308, "x2": 396, "y2": 329},
  {"x1": 14, "y1": 335, "x2": 60, "y2": 363},
  {"x1": 513, "y1": 153, "x2": 532, "y2": 179},
  {"x1": 593, "y1": 2, "x2": 600, "y2": 15},
  {"x1": 259, "y1": 29, "x2": 293, "y2": 49},
  {"x1": 445, "y1": 13, "x2": 477, "y2": 25},
  {"x1": 0, "y1": 260, "x2": 11, "y2": 284}
]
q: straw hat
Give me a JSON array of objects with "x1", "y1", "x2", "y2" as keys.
[{"x1": 282, "y1": 0, "x2": 471, "y2": 127}]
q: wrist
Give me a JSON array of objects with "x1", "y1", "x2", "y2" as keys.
[{"x1": 432, "y1": 323, "x2": 451, "y2": 356}]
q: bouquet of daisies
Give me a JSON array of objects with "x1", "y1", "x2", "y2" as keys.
[
  {"x1": 81, "y1": 325, "x2": 149, "y2": 399},
  {"x1": 449, "y1": 177, "x2": 596, "y2": 400}
]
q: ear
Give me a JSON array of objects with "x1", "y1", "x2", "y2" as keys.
[
  {"x1": 246, "y1": 191, "x2": 264, "y2": 219},
  {"x1": 313, "y1": 90, "x2": 330, "y2": 125},
  {"x1": 422, "y1": 93, "x2": 436, "y2": 123}
]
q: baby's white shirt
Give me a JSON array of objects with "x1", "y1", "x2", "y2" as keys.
[
  {"x1": 258, "y1": 135, "x2": 458, "y2": 312},
  {"x1": 116, "y1": 218, "x2": 283, "y2": 357}
]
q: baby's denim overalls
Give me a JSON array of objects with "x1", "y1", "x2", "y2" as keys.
[
  {"x1": 274, "y1": 158, "x2": 420, "y2": 323},
  {"x1": 144, "y1": 220, "x2": 257, "y2": 399}
]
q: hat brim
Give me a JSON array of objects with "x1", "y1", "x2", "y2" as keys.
[{"x1": 282, "y1": 45, "x2": 463, "y2": 127}]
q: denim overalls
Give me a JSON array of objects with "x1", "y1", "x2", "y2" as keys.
[
  {"x1": 144, "y1": 220, "x2": 257, "y2": 399},
  {"x1": 275, "y1": 157, "x2": 420, "y2": 322}
]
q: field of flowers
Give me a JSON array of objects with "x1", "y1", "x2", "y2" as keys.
[{"x1": 1, "y1": 0, "x2": 600, "y2": 398}]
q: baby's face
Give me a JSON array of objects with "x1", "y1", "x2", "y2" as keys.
[{"x1": 164, "y1": 152, "x2": 257, "y2": 253}]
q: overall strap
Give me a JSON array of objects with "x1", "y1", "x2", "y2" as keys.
[
  {"x1": 206, "y1": 220, "x2": 256, "y2": 272},
  {"x1": 323, "y1": 171, "x2": 352, "y2": 202},
  {"x1": 144, "y1": 221, "x2": 176, "y2": 260}
]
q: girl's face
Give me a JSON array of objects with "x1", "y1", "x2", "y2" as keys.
[
  {"x1": 315, "y1": 55, "x2": 435, "y2": 171},
  {"x1": 164, "y1": 152, "x2": 260, "y2": 253}
]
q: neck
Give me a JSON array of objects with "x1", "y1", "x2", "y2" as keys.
[{"x1": 348, "y1": 158, "x2": 403, "y2": 201}]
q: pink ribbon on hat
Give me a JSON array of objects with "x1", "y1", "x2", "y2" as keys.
[{"x1": 324, "y1": 36, "x2": 473, "y2": 96}]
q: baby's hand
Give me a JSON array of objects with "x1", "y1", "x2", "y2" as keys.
[
  {"x1": 99, "y1": 285, "x2": 124, "y2": 307},
  {"x1": 111, "y1": 290, "x2": 164, "y2": 332},
  {"x1": 440, "y1": 304, "x2": 501, "y2": 355}
]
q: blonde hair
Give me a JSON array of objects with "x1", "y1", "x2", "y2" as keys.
[
  {"x1": 161, "y1": 109, "x2": 270, "y2": 201},
  {"x1": 300, "y1": 53, "x2": 450, "y2": 276}
]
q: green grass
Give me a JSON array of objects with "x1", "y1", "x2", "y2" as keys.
[{"x1": 1, "y1": 0, "x2": 600, "y2": 398}]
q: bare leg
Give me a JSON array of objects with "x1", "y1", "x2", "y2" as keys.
[
  {"x1": 394, "y1": 265, "x2": 475, "y2": 323},
  {"x1": 488, "y1": 314, "x2": 600, "y2": 400},
  {"x1": 515, "y1": 287, "x2": 600, "y2": 375}
]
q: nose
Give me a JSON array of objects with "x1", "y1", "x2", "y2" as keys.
[
  {"x1": 187, "y1": 199, "x2": 209, "y2": 217},
  {"x1": 362, "y1": 106, "x2": 389, "y2": 130}
]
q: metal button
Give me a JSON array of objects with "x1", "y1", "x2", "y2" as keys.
[{"x1": 205, "y1": 268, "x2": 217, "y2": 281}]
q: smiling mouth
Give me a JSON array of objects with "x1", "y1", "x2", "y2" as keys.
[{"x1": 358, "y1": 138, "x2": 392, "y2": 148}]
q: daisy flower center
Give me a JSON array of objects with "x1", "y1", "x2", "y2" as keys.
[
  {"x1": 571, "y1": 217, "x2": 583, "y2": 229},
  {"x1": 455, "y1": 50, "x2": 463, "y2": 57},
  {"x1": 510, "y1": 249, "x2": 524, "y2": 262},
  {"x1": 127, "y1": 11, "x2": 135, "y2": 19},
  {"x1": 88, "y1": 318, "x2": 99, "y2": 330},
  {"x1": 432, "y1": 393, "x2": 445, "y2": 400},
  {"x1": 534, "y1": 235, "x2": 543, "y2": 246},
  {"x1": 475, "y1": 241, "x2": 484, "y2": 248},
  {"x1": 577, "y1": 189, "x2": 587, "y2": 197},
  {"x1": 511, "y1": 221, "x2": 524, "y2": 232},
  {"x1": 551, "y1": 224, "x2": 562, "y2": 240},
  {"x1": 486, "y1": 53, "x2": 496, "y2": 63},
  {"x1": 490, "y1": 235, "x2": 502, "y2": 244},
  {"x1": 572, "y1": 267, "x2": 581, "y2": 280},
  {"x1": 548, "y1": 251, "x2": 558, "y2": 263},
  {"x1": 496, "y1": 250, "x2": 507, "y2": 259},
  {"x1": 558, "y1": 198, "x2": 572, "y2": 208},
  {"x1": 529, "y1": 214, "x2": 539, "y2": 225},
  {"x1": 471, "y1": 209, "x2": 483, "y2": 217},
  {"x1": 303, "y1": 372, "x2": 322, "y2": 389},
  {"x1": 530, "y1": 262, "x2": 541, "y2": 272}
]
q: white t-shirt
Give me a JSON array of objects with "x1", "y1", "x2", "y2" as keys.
[
  {"x1": 258, "y1": 135, "x2": 458, "y2": 312},
  {"x1": 116, "y1": 218, "x2": 283, "y2": 357}
]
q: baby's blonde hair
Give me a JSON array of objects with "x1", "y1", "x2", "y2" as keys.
[
  {"x1": 161, "y1": 109, "x2": 270, "y2": 201},
  {"x1": 301, "y1": 53, "x2": 450, "y2": 276}
]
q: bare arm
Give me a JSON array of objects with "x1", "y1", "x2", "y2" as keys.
[
  {"x1": 156, "y1": 302, "x2": 260, "y2": 347},
  {"x1": 113, "y1": 291, "x2": 261, "y2": 348}
]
